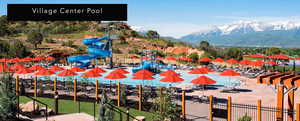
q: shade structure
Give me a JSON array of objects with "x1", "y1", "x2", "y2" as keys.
[
  {"x1": 250, "y1": 60, "x2": 264, "y2": 67},
  {"x1": 33, "y1": 56, "x2": 45, "y2": 61},
  {"x1": 15, "y1": 68, "x2": 33, "y2": 74},
  {"x1": 91, "y1": 67, "x2": 106, "y2": 73},
  {"x1": 133, "y1": 69, "x2": 154, "y2": 76},
  {"x1": 0, "y1": 64, "x2": 11, "y2": 73},
  {"x1": 142, "y1": 56, "x2": 151, "y2": 60},
  {"x1": 10, "y1": 64, "x2": 25, "y2": 71},
  {"x1": 130, "y1": 55, "x2": 139, "y2": 59},
  {"x1": 156, "y1": 56, "x2": 164, "y2": 60},
  {"x1": 212, "y1": 58, "x2": 224, "y2": 63},
  {"x1": 239, "y1": 60, "x2": 252, "y2": 65},
  {"x1": 0, "y1": 58, "x2": 10, "y2": 63},
  {"x1": 81, "y1": 70, "x2": 102, "y2": 78},
  {"x1": 294, "y1": 57, "x2": 300, "y2": 60},
  {"x1": 226, "y1": 58, "x2": 239, "y2": 64},
  {"x1": 160, "y1": 70, "x2": 180, "y2": 76},
  {"x1": 45, "y1": 56, "x2": 55, "y2": 61},
  {"x1": 113, "y1": 68, "x2": 129, "y2": 74},
  {"x1": 165, "y1": 56, "x2": 177, "y2": 61},
  {"x1": 245, "y1": 54, "x2": 265, "y2": 58},
  {"x1": 199, "y1": 67, "x2": 213, "y2": 72},
  {"x1": 30, "y1": 65, "x2": 45, "y2": 71},
  {"x1": 21, "y1": 57, "x2": 33, "y2": 62},
  {"x1": 265, "y1": 60, "x2": 277, "y2": 66},
  {"x1": 132, "y1": 74, "x2": 155, "y2": 80},
  {"x1": 10, "y1": 58, "x2": 21, "y2": 63},
  {"x1": 188, "y1": 68, "x2": 208, "y2": 74},
  {"x1": 104, "y1": 71, "x2": 127, "y2": 79},
  {"x1": 268, "y1": 54, "x2": 291, "y2": 60},
  {"x1": 70, "y1": 67, "x2": 85, "y2": 72},
  {"x1": 57, "y1": 69, "x2": 77, "y2": 77},
  {"x1": 219, "y1": 69, "x2": 240, "y2": 76},
  {"x1": 198, "y1": 57, "x2": 211, "y2": 62},
  {"x1": 49, "y1": 66, "x2": 65, "y2": 71},
  {"x1": 191, "y1": 76, "x2": 216, "y2": 85},
  {"x1": 160, "y1": 76, "x2": 184, "y2": 83},
  {"x1": 34, "y1": 69, "x2": 55, "y2": 76}
]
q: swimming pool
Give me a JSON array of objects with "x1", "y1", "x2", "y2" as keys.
[{"x1": 39, "y1": 68, "x2": 241, "y2": 87}]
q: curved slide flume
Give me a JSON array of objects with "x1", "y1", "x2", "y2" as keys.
[{"x1": 67, "y1": 36, "x2": 112, "y2": 68}]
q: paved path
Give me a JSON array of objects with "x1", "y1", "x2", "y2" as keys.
[{"x1": 34, "y1": 113, "x2": 94, "y2": 121}]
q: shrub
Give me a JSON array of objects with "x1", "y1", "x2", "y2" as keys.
[
  {"x1": 238, "y1": 114, "x2": 252, "y2": 121},
  {"x1": 0, "y1": 73, "x2": 17, "y2": 119}
]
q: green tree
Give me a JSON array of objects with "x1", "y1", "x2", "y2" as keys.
[
  {"x1": 188, "y1": 52, "x2": 199, "y2": 61},
  {"x1": 0, "y1": 16, "x2": 9, "y2": 36},
  {"x1": 8, "y1": 40, "x2": 32, "y2": 58},
  {"x1": 146, "y1": 30, "x2": 160, "y2": 40},
  {"x1": 98, "y1": 90, "x2": 114, "y2": 121},
  {"x1": 0, "y1": 73, "x2": 17, "y2": 119},
  {"x1": 0, "y1": 40, "x2": 10, "y2": 58},
  {"x1": 200, "y1": 41, "x2": 210, "y2": 48},
  {"x1": 265, "y1": 47, "x2": 282, "y2": 56},
  {"x1": 27, "y1": 31, "x2": 43, "y2": 49},
  {"x1": 224, "y1": 48, "x2": 243, "y2": 60}
]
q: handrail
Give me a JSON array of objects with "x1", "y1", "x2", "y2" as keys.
[
  {"x1": 23, "y1": 95, "x2": 48, "y2": 120},
  {"x1": 104, "y1": 102, "x2": 139, "y2": 120}
]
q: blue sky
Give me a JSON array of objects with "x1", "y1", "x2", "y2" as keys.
[{"x1": 1, "y1": 0, "x2": 300, "y2": 38}]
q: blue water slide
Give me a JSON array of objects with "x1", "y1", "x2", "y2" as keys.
[{"x1": 67, "y1": 36, "x2": 112, "y2": 68}]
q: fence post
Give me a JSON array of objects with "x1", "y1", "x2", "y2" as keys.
[
  {"x1": 276, "y1": 85, "x2": 284, "y2": 121},
  {"x1": 288, "y1": 89, "x2": 294, "y2": 121},
  {"x1": 138, "y1": 85, "x2": 142, "y2": 111},
  {"x1": 54, "y1": 78, "x2": 57, "y2": 93},
  {"x1": 296, "y1": 103, "x2": 300, "y2": 121},
  {"x1": 95, "y1": 80, "x2": 99, "y2": 102},
  {"x1": 227, "y1": 96, "x2": 231, "y2": 121},
  {"x1": 16, "y1": 76, "x2": 19, "y2": 96},
  {"x1": 34, "y1": 77, "x2": 37, "y2": 97},
  {"x1": 182, "y1": 91, "x2": 186, "y2": 121},
  {"x1": 209, "y1": 95, "x2": 213, "y2": 121},
  {"x1": 118, "y1": 81, "x2": 120, "y2": 107},
  {"x1": 74, "y1": 79, "x2": 77, "y2": 102},
  {"x1": 257, "y1": 100, "x2": 261, "y2": 121}
]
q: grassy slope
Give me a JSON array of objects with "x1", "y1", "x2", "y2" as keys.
[{"x1": 19, "y1": 96, "x2": 160, "y2": 121}]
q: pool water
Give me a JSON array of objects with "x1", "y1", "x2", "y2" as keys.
[{"x1": 39, "y1": 68, "x2": 241, "y2": 87}]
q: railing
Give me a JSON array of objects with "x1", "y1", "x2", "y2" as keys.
[{"x1": 23, "y1": 95, "x2": 49, "y2": 120}]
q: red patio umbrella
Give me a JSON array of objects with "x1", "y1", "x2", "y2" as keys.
[
  {"x1": 105, "y1": 71, "x2": 127, "y2": 80},
  {"x1": 130, "y1": 55, "x2": 139, "y2": 59},
  {"x1": 45, "y1": 56, "x2": 55, "y2": 61},
  {"x1": 212, "y1": 58, "x2": 224, "y2": 63},
  {"x1": 245, "y1": 54, "x2": 265, "y2": 58},
  {"x1": 239, "y1": 60, "x2": 252, "y2": 65},
  {"x1": 81, "y1": 70, "x2": 102, "y2": 78},
  {"x1": 188, "y1": 68, "x2": 208, "y2": 74},
  {"x1": 198, "y1": 57, "x2": 211, "y2": 62},
  {"x1": 220, "y1": 69, "x2": 240, "y2": 76},
  {"x1": 156, "y1": 56, "x2": 164, "y2": 60},
  {"x1": 160, "y1": 70, "x2": 180, "y2": 76},
  {"x1": 0, "y1": 64, "x2": 11, "y2": 73},
  {"x1": 30, "y1": 65, "x2": 45, "y2": 71},
  {"x1": 191, "y1": 76, "x2": 216, "y2": 85},
  {"x1": 0, "y1": 58, "x2": 11, "y2": 63},
  {"x1": 133, "y1": 69, "x2": 154, "y2": 76},
  {"x1": 10, "y1": 64, "x2": 25, "y2": 71},
  {"x1": 20, "y1": 57, "x2": 33, "y2": 62},
  {"x1": 57, "y1": 69, "x2": 78, "y2": 77},
  {"x1": 199, "y1": 67, "x2": 213, "y2": 72},
  {"x1": 34, "y1": 69, "x2": 55, "y2": 76},
  {"x1": 70, "y1": 67, "x2": 85, "y2": 72},
  {"x1": 10, "y1": 58, "x2": 21, "y2": 63},
  {"x1": 132, "y1": 72, "x2": 155, "y2": 85},
  {"x1": 294, "y1": 57, "x2": 300, "y2": 60},
  {"x1": 250, "y1": 60, "x2": 264, "y2": 67},
  {"x1": 49, "y1": 66, "x2": 65, "y2": 71},
  {"x1": 15, "y1": 67, "x2": 33, "y2": 74},
  {"x1": 226, "y1": 58, "x2": 238, "y2": 64},
  {"x1": 160, "y1": 76, "x2": 184, "y2": 83},
  {"x1": 142, "y1": 56, "x2": 151, "y2": 60},
  {"x1": 268, "y1": 54, "x2": 291, "y2": 60},
  {"x1": 265, "y1": 60, "x2": 277, "y2": 66},
  {"x1": 33, "y1": 56, "x2": 45, "y2": 61},
  {"x1": 165, "y1": 56, "x2": 177, "y2": 61},
  {"x1": 90, "y1": 67, "x2": 106, "y2": 73},
  {"x1": 113, "y1": 68, "x2": 129, "y2": 74}
]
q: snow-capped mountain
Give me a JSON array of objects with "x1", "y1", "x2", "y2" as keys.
[{"x1": 180, "y1": 20, "x2": 300, "y2": 48}]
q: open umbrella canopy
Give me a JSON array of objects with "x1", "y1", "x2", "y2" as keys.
[
  {"x1": 212, "y1": 58, "x2": 224, "y2": 63},
  {"x1": 91, "y1": 67, "x2": 106, "y2": 73},
  {"x1": 189, "y1": 68, "x2": 208, "y2": 74},
  {"x1": 191, "y1": 76, "x2": 216, "y2": 85},
  {"x1": 15, "y1": 67, "x2": 33, "y2": 74},
  {"x1": 160, "y1": 70, "x2": 180, "y2": 76},
  {"x1": 199, "y1": 67, "x2": 213, "y2": 72},
  {"x1": 20, "y1": 57, "x2": 33, "y2": 62},
  {"x1": 49, "y1": 66, "x2": 65, "y2": 71},
  {"x1": 268, "y1": 54, "x2": 291, "y2": 60},
  {"x1": 34, "y1": 69, "x2": 55, "y2": 76},
  {"x1": 198, "y1": 57, "x2": 211, "y2": 62},
  {"x1": 0, "y1": 64, "x2": 11, "y2": 73},
  {"x1": 45, "y1": 56, "x2": 55, "y2": 61},
  {"x1": 132, "y1": 74, "x2": 155, "y2": 80},
  {"x1": 133, "y1": 69, "x2": 154, "y2": 76},
  {"x1": 10, "y1": 58, "x2": 21, "y2": 63},
  {"x1": 156, "y1": 56, "x2": 164, "y2": 60},
  {"x1": 57, "y1": 69, "x2": 77, "y2": 77},
  {"x1": 226, "y1": 58, "x2": 239, "y2": 64},
  {"x1": 250, "y1": 60, "x2": 264, "y2": 67},
  {"x1": 265, "y1": 60, "x2": 277, "y2": 66},
  {"x1": 105, "y1": 71, "x2": 127, "y2": 79},
  {"x1": 0, "y1": 58, "x2": 10, "y2": 63},
  {"x1": 81, "y1": 70, "x2": 102, "y2": 78},
  {"x1": 165, "y1": 56, "x2": 177, "y2": 61},
  {"x1": 142, "y1": 56, "x2": 151, "y2": 60},
  {"x1": 160, "y1": 76, "x2": 184, "y2": 83},
  {"x1": 245, "y1": 54, "x2": 265, "y2": 58},
  {"x1": 30, "y1": 65, "x2": 45, "y2": 71},
  {"x1": 179, "y1": 57, "x2": 193, "y2": 62},
  {"x1": 113, "y1": 68, "x2": 129, "y2": 74},
  {"x1": 10, "y1": 64, "x2": 25, "y2": 71},
  {"x1": 239, "y1": 60, "x2": 252, "y2": 65},
  {"x1": 219, "y1": 69, "x2": 240, "y2": 76},
  {"x1": 33, "y1": 56, "x2": 45, "y2": 61},
  {"x1": 70, "y1": 67, "x2": 85, "y2": 72},
  {"x1": 294, "y1": 57, "x2": 300, "y2": 60}
]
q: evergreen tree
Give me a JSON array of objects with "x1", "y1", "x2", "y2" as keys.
[
  {"x1": 0, "y1": 73, "x2": 17, "y2": 119},
  {"x1": 98, "y1": 90, "x2": 114, "y2": 121},
  {"x1": 27, "y1": 31, "x2": 43, "y2": 49}
]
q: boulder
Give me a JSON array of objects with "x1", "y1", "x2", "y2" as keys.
[
  {"x1": 19, "y1": 101, "x2": 39, "y2": 113},
  {"x1": 133, "y1": 116, "x2": 145, "y2": 121}
]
